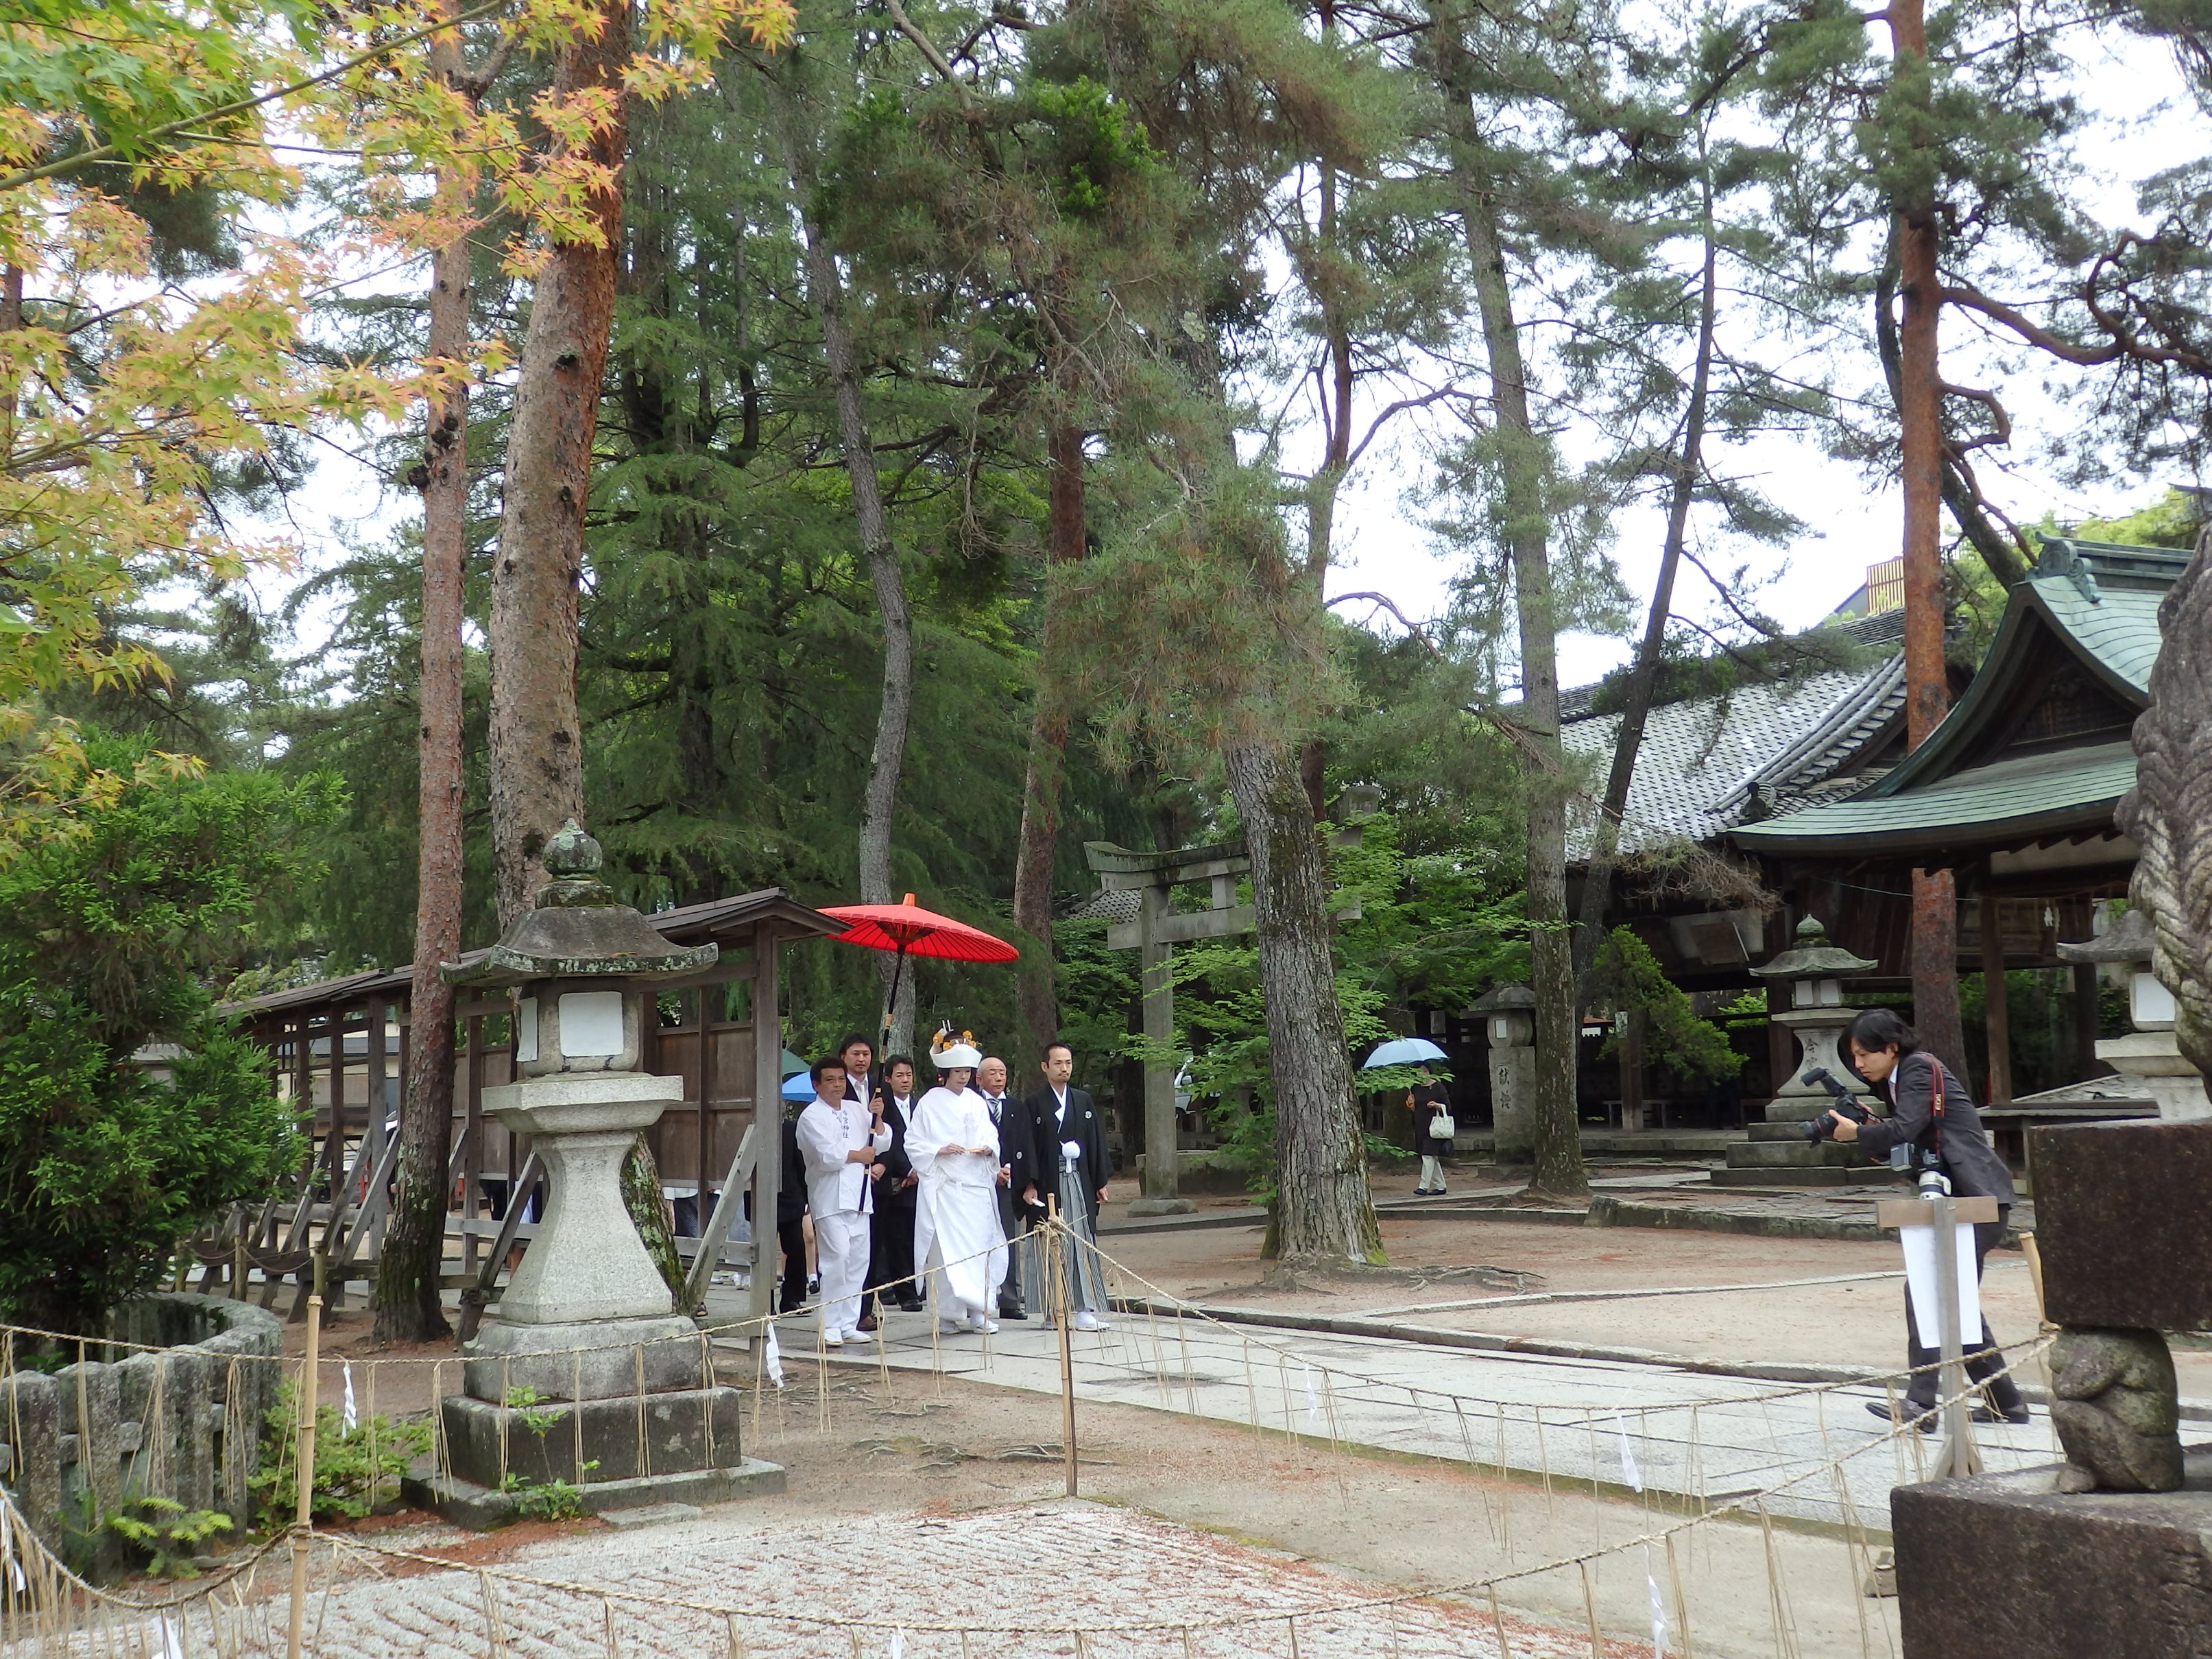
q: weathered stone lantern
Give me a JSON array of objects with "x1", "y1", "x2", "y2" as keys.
[
  {"x1": 418, "y1": 820, "x2": 779, "y2": 1524},
  {"x1": 1468, "y1": 983, "x2": 1537, "y2": 1163},
  {"x1": 2058, "y1": 907, "x2": 2210, "y2": 1122},
  {"x1": 1751, "y1": 915, "x2": 1879, "y2": 1125}
]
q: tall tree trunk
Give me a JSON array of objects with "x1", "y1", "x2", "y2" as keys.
[
  {"x1": 1225, "y1": 739, "x2": 1380, "y2": 1268},
  {"x1": 1571, "y1": 191, "x2": 1720, "y2": 989},
  {"x1": 769, "y1": 75, "x2": 915, "y2": 1055},
  {"x1": 487, "y1": 0, "x2": 626, "y2": 927},
  {"x1": 1888, "y1": 0, "x2": 1966, "y2": 1075},
  {"x1": 375, "y1": 130, "x2": 473, "y2": 1345},
  {"x1": 1011, "y1": 414, "x2": 1084, "y2": 1069},
  {"x1": 1454, "y1": 131, "x2": 1588, "y2": 1202}
]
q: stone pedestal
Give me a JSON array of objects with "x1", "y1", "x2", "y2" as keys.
[
  {"x1": 416, "y1": 1069, "x2": 772, "y2": 1527},
  {"x1": 1892, "y1": 1450, "x2": 2212, "y2": 1658},
  {"x1": 2093, "y1": 1029, "x2": 2212, "y2": 1121},
  {"x1": 1471, "y1": 985, "x2": 1537, "y2": 1163}
]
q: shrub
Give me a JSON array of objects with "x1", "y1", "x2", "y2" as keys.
[
  {"x1": 0, "y1": 735, "x2": 341, "y2": 1334},
  {"x1": 251, "y1": 1383, "x2": 432, "y2": 1523}
]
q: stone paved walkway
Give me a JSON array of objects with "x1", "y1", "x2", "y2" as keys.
[
  {"x1": 115, "y1": 1503, "x2": 1615, "y2": 1658},
  {"x1": 752, "y1": 1300, "x2": 2058, "y2": 1533}
]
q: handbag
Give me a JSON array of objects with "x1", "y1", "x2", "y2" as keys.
[{"x1": 1429, "y1": 1112, "x2": 1457, "y2": 1141}]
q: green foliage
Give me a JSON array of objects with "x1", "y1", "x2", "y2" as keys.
[
  {"x1": 495, "y1": 1385, "x2": 595, "y2": 1523},
  {"x1": 0, "y1": 735, "x2": 338, "y2": 1333},
  {"x1": 252, "y1": 1383, "x2": 431, "y2": 1525},
  {"x1": 1586, "y1": 928, "x2": 1743, "y2": 1086},
  {"x1": 498, "y1": 1472, "x2": 592, "y2": 1523},
  {"x1": 104, "y1": 1496, "x2": 232, "y2": 1579}
]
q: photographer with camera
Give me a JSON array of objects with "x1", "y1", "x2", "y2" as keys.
[{"x1": 1823, "y1": 1008, "x2": 2030, "y2": 1431}]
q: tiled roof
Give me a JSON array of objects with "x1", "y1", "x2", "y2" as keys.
[{"x1": 1561, "y1": 653, "x2": 1903, "y2": 859}]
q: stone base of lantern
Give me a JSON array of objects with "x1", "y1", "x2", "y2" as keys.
[
  {"x1": 464, "y1": 1312, "x2": 711, "y2": 1403},
  {"x1": 409, "y1": 1384, "x2": 782, "y2": 1529},
  {"x1": 1709, "y1": 1122, "x2": 1904, "y2": 1187}
]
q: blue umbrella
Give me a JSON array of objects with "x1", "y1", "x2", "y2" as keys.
[
  {"x1": 780, "y1": 1071, "x2": 816, "y2": 1102},
  {"x1": 1362, "y1": 1036, "x2": 1447, "y2": 1069}
]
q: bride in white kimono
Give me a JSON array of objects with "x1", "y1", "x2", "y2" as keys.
[{"x1": 908, "y1": 1038, "x2": 1006, "y2": 1333}]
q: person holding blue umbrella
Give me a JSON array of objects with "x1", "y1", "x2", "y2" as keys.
[{"x1": 1363, "y1": 1037, "x2": 1454, "y2": 1196}]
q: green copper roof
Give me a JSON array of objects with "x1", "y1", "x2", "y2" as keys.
[
  {"x1": 2028, "y1": 573, "x2": 2163, "y2": 693},
  {"x1": 1731, "y1": 742, "x2": 2136, "y2": 855}
]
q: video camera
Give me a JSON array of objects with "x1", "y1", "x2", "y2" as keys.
[{"x1": 1797, "y1": 1065, "x2": 1873, "y2": 1143}]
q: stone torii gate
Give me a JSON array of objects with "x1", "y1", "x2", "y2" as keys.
[{"x1": 1085, "y1": 832, "x2": 1361, "y2": 1217}]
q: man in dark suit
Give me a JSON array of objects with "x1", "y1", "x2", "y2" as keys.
[
  {"x1": 976, "y1": 1055, "x2": 1033, "y2": 1320},
  {"x1": 776, "y1": 1106, "x2": 811, "y2": 1314},
  {"x1": 1022, "y1": 1040, "x2": 1114, "y2": 1330}
]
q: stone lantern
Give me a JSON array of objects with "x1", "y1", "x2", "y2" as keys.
[
  {"x1": 1468, "y1": 983, "x2": 1537, "y2": 1163},
  {"x1": 2058, "y1": 908, "x2": 2210, "y2": 1122},
  {"x1": 1751, "y1": 915, "x2": 1879, "y2": 1125},
  {"x1": 419, "y1": 821, "x2": 779, "y2": 1524}
]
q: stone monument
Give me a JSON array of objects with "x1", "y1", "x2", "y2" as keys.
[
  {"x1": 1468, "y1": 983, "x2": 1536, "y2": 1163},
  {"x1": 2056, "y1": 907, "x2": 2211, "y2": 1122},
  {"x1": 1711, "y1": 916, "x2": 1886, "y2": 1186},
  {"x1": 408, "y1": 822, "x2": 783, "y2": 1526}
]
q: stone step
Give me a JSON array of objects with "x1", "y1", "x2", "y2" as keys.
[
  {"x1": 1724, "y1": 1140, "x2": 1864, "y2": 1169},
  {"x1": 1708, "y1": 1165, "x2": 1903, "y2": 1188}
]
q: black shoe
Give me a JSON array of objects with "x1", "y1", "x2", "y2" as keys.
[
  {"x1": 999, "y1": 1305, "x2": 1027, "y2": 1321},
  {"x1": 1973, "y1": 1403, "x2": 2032, "y2": 1426},
  {"x1": 898, "y1": 1296, "x2": 925, "y2": 1313},
  {"x1": 1866, "y1": 1400, "x2": 1935, "y2": 1433}
]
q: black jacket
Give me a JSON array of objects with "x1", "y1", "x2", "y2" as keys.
[
  {"x1": 980, "y1": 1090, "x2": 1034, "y2": 1189},
  {"x1": 1855, "y1": 1050, "x2": 2016, "y2": 1204},
  {"x1": 871, "y1": 1091, "x2": 917, "y2": 1204},
  {"x1": 1023, "y1": 1083, "x2": 1112, "y2": 1200},
  {"x1": 777, "y1": 1112, "x2": 808, "y2": 1224}
]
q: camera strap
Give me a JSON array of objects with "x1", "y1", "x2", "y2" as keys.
[{"x1": 1925, "y1": 1051, "x2": 1945, "y2": 1166}]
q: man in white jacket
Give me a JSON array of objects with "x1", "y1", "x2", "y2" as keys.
[{"x1": 795, "y1": 1056, "x2": 891, "y2": 1347}]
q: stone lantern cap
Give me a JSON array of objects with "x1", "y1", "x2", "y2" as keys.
[
  {"x1": 2056, "y1": 905, "x2": 2152, "y2": 966},
  {"x1": 442, "y1": 820, "x2": 717, "y2": 988},
  {"x1": 1751, "y1": 915, "x2": 1876, "y2": 982},
  {"x1": 1467, "y1": 983, "x2": 1537, "y2": 1014}
]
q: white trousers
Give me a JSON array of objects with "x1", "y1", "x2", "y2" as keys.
[
  {"x1": 1419, "y1": 1155, "x2": 1445, "y2": 1191},
  {"x1": 814, "y1": 1208, "x2": 869, "y2": 1336}
]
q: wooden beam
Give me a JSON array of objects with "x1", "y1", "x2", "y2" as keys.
[{"x1": 749, "y1": 927, "x2": 782, "y2": 1326}]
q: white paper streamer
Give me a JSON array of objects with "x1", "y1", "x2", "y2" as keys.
[
  {"x1": 889, "y1": 1630, "x2": 906, "y2": 1659},
  {"x1": 1301, "y1": 1364, "x2": 1322, "y2": 1426},
  {"x1": 0, "y1": 1502, "x2": 25, "y2": 1591},
  {"x1": 765, "y1": 1324, "x2": 785, "y2": 1388},
  {"x1": 156, "y1": 1616, "x2": 187, "y2": 1659},
  {"x1": 1643, "y1": 1545, "x2": 1670, "y2": 1656},
  {"x1": 341, "y1": 1361, "x2": 359, "y2": 1432},
  {"x1": 1615, "y1": 1414, "x2": 1643, "y2": 1492}
]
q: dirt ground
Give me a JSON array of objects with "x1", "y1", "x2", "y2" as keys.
[{"x1": 1092, "y1": 1191, "x2": 2212, "y2": 1400}]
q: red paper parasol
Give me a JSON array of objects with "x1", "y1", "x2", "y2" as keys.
[{"x1": 819, "y1": 893, "x2": 1017, "y2": 1043}]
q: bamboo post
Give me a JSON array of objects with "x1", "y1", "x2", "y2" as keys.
[
  {"x1": 2020, "y1": 1229, "x2": 2049, "y2": 1325},
  {"x1": 1048, "y1": 1197, "x2": 1077, "y2": 1498},
  {"x1": 287, "y1": 1262, "x2": 324, "y2": 1659}
]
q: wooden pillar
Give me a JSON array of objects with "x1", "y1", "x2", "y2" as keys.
[
  {"x1": 750, "y1": 931, "x2": 781, "y2": 1326},
  {"x1": 1980, "y1": 890, "x2": 2012, "y2": 1104},
  {"x1": 1618, "y1": 1007, "x2": 1646, "y2": 1129},
  {"x1": 2073, "y1": 961, "x2": 2107, "y2": 1078},
  {"x1": 1766, "y1": 979, "x2": 1794, "y2": 1110},
  {"x1": 1138, "y1": 883, "x2": 1177, "y2": 1201},
  {"x1": 695, "y1": 984, "x2": 717, "y2": 1224},
  {"x1": 462, "y1": 1013, "x2": 483, "y2": 1276}
]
